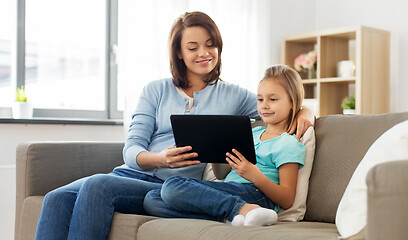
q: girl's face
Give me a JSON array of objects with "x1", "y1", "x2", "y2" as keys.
[
  {"x1": 257, "y1": 78, "x2": 293, "y2": 127},
  {"x1": 179, "y1": 26, "x2": 219, "y2": 81}
]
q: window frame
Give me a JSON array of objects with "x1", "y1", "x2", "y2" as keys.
[{"x1": 0, "y1": 0, "x2": 121, "y2": 120}]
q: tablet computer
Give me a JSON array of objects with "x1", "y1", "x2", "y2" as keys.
[{"x1": 170, "y1": 115, "x2": 257, "y2": 164}]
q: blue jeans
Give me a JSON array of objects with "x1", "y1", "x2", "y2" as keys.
[
  {"x1": 144, "y1": 176, "x2": 275, "y2": 222},
  {"x1": 35, "y1": 169, "x2": 163, "y2": 240}
]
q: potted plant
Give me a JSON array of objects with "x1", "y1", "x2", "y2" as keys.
[
  {"x1": 12, "y1": 86, "x2": 33, "y2": 119},
  {"x1": 341, "y1": 96, "x2": 356, "y2": 114}
]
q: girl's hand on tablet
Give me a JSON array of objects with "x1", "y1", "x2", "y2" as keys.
[{"x1": 226, "y1": 149, "x2": 262, "y2": 183}]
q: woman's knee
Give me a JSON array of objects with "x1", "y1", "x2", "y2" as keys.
[
  {"x1": 43, "y1": 188, "x2": 76, "y2": 210},
  {"x1": 80, "y1": 174, "x2": 114, "y2": 193}
]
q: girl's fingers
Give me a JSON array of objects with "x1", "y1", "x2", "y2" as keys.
[
  {"x1": 226, "y1": 157, "x2": 237, "y2": 169},
  {"x1": 231, "y1": 149, "x2": 246, "y2": 161},
  {"x1": 226, "y1": 152, "x2": 241, "y2": 163}
]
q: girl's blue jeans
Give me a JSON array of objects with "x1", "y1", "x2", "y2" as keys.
[
  {"x1": 35, "y1": 169, "x2": 163, "y2": 240},
  {"x1": 143, "y1": 175, "x2": 275, "y2": 222}
]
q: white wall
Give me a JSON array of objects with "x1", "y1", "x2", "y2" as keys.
[
  {"x1": 123, "y1": 0, "x2": 318, "y2": 131},
  {"x1": 253, "y1": 0, "x2": 317, "y2": 86},
  {"x1": 0, "y1": 123, "x2": 124, "y2": 240},
  {"x1": 315, "y1": 0, "x2": 408, "y2": 112}
]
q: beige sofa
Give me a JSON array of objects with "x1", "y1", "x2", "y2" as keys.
[{"x1": 15, "y1": 112, "x2": 408, "y2": 240}]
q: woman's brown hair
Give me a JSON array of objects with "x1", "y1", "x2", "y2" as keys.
[
  {"x1": 169, "y1": 11, "x2": 223, "y2": 88},
  {"x1": 261, "y1": 64, "x2": 305, "y2": 132}
]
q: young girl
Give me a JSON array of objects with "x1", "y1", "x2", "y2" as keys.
[{"x1": 143, "y1": 64, "x2": 306, "y2": 226}]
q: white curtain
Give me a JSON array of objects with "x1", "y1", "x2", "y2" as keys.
[{"x1": 118, "y1": 0, "x2": 276, "y2": 134}]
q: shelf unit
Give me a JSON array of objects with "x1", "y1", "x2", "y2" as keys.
[{"x1": 282, "y1": 26, "x2": 390, "y2": 116}]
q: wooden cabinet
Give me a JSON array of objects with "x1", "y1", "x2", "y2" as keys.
[{"x1": 282, "y1": 26, "x2": 390, "y2": 116}]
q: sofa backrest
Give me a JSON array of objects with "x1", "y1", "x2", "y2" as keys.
[{"x1": 304, "y1": 112, "x2": 408, "y2": 223}]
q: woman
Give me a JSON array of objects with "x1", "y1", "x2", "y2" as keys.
[{"x1": 35, "y1": 11, "x2": 314, "y2": 240}]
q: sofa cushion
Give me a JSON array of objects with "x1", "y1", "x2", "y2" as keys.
[
  {"x1": 305, "y1": 112, "x2": 408, "y2": 223},
  {"x1": 108, "y1": 213, "x2": 158, "y2": 240},
  {"x1": 137, "y1": 219, "x2": 339, "y2": 240},
  {"x1": 336, "y1": 120, "x2": 408, "y2": 239},
  {"x1": 18, "y1": 196, "x2": 157, "y2": 240},
  {"x1": 278, "y1": 126, "x2": 315, "y2": 221}
]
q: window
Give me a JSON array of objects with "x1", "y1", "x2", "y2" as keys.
[
  {"x1": 117, "y1": 1, "x2": 172, "y2": 112},
  {"x1": 0, "y1": 0, "x2": 121, "y2": 119},
  {"x1": 25, "y1": 0, "x2": 107, "y2": 111},
  {"x1": 0, "y1": 0, "x2": 14, "y2": 108},
  {"x1": 2, "y1": 0, "x2": 273, "y2": 120}
]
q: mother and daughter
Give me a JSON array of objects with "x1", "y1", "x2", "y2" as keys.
[{"x1": 35, "y1": 11, "x2": 312, "y2": 239}]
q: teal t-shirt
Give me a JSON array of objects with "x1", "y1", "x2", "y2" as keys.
[{"x1": 224, "y1": 126, "x2": 306, "y2": 211}]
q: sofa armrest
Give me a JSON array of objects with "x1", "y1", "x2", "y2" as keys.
[
  {"x1": 15, "y1": 141, "x2": 124, "y2": 240},
  {"x1": 16, "y1": 141, "x2": 125, "y2": 197},
  {"x1": 16, "y1": 141, "x2": 124, "y2": 213},
  {"x1": 366, "y1": 160, "x2": 408, "y2": 240}
]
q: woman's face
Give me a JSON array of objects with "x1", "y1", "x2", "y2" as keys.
[
  {"x1": 257, "y1": 78, "x2": 293, "y2": 127},
  {"x1": 179, "y1": 26, "x2": 219, "y2": 81}
]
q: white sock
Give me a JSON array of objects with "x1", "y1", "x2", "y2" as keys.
[
  {"x1": 244, "y1": 208, "x2": 278, "y2": 226},
  {"x1": 227, "y1": 214, "x2": 246, "y2": 226}
]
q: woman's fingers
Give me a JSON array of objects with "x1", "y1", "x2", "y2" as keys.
[
  {"x1": 295, "y1": 121, "x2": 304, "y2": 141},
  {"x1": 172, "y1": 146, "x2": 192, "y2": 155},
  {"x1": 291, "y1": 108, "x2": 315, "y2": 140},
  {"x1": 177, "y1": 152, "x2": 198, "y2": 162},
  {"x1": 167, "y1": 151, "x2": 198, "y2": 162},
  {"x1": 164, "y1": 146, "x2": 200, "y2": 168},
  {"x1": 289, "y1": 117, "x2": 298, "y2": 135},
  {"x1": 168, "y1": 159, "x2": 201, "y2": 168},
  {"x1": 166, "y1": 146, "x2": 194, "y2": 159}
]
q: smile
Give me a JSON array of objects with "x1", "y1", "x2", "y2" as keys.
[
  {"x1": 262, "y1": 113, "x2": 274, "y2": 116},
  {"x1": 195, "y1": 59, "x2": 212, "y2": 64}
]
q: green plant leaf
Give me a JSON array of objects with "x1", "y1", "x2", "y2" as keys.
[
  {"x1": 16, "y1": 87, "x2": 28, "y2": 102},
  {"x1": 341, "y1": 96, "x2": 355, "y2": 109}
]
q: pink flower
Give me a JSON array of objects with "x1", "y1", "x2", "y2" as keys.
[
  {"x1": 294, "y1": 50, "x2": 317, "y2": 71},
  {"x1": 294, "y1": 54, "x2": 305, "y2": 71}
]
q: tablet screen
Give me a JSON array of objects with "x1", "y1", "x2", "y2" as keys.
[{"x1": 170, "y1": 115, "x2": 257, "y2": 164}]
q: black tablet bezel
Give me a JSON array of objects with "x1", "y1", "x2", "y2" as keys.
[{"x1": 170, "y1": 115, "x2": 257, "y2": 164}]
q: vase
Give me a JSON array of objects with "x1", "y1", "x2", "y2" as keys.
[
  {"x1": 343, "y1": 109, "x2": 356, "y2": 115},
  {"x1": 12, "y1": 102, "x2": 33, "y2": 119},
  {"x1": 337, "y1": 60, "x2": 355, "y2": 78},
  {"x1": 308, "y1": 67, "x2": 316, "y2": 79}
]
